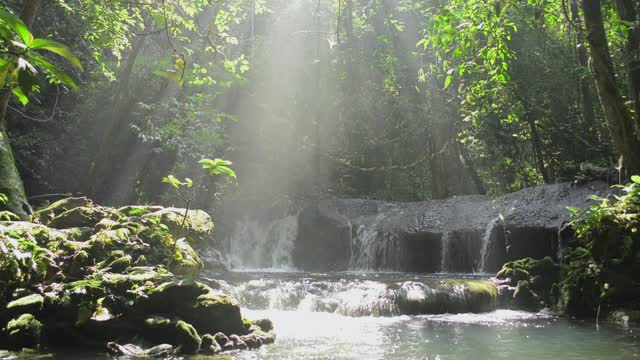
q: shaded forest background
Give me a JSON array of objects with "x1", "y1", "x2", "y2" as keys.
[{"x1": 2, "y1": 0, "x2": 637, "y2": 221}]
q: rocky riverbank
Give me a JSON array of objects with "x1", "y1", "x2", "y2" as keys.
[{"x1": 0, "y1": 197, "x2": 274, "y2": 355}]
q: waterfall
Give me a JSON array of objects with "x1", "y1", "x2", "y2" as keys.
[
  {"x1": 478, "y1": 217, "x2": 500, "y2": 273},
  {"x1": 349, "y1": 214, "x2": 399, "y2": 270},
  {"x1": 440, "y1": 232, "x2": 451, "y2": 273},
  {"x1": 349, "y1": 225, "x2": 381, "y2": 270},
  {"x1": 228, "y1": 215, "x2": 298, "y2": 270}
]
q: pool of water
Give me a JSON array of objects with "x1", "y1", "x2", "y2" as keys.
[{"x1": 221, "y1": 271, "x2": 640, "y2": 360}]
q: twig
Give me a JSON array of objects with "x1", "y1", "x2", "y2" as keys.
[{"x1": 8, "y1": 86, "x2": 60, "y2": 123}]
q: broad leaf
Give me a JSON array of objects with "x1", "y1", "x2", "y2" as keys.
[
  {"x1": 0, "y1": 8, "x2": 32, "y2": 45},
  {"x1": 631, "y1": 175, "x2": 640, "y2": 184},
  {"x1": 31, "y1": 38, "x2": 83, "y2": 70},
  {"x1": 11, "y1": 86, "x2": 29, "y2": 105},
  {"x1": 30, "y1": 54, "x2": 78, "y2": 90}
]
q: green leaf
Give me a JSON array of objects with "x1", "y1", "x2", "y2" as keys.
[
  {"x1": 162, "y1": 175, "x2": 181, "y2": 189},
  {"x1": 11, "y1": 87, "x2": 29, "y2": 105},
  {"x1": 31, "y1": 38, "x2": 83, "y2": 70},
  {"x1": 0, "y1": 8, "x2": 32, "y2": 45},
  {"x1": 444, "y1": 74, "x2": 452, "y2": 89},
  {"x1": 213, "y1": 165, "x2": 237, "y2": 178},
  {"x1": 631, "y1": 175, "x2": 640, "y2": 184},
  {"x1": 30, "y1": 54, "x2": 78, "y2": 90}
]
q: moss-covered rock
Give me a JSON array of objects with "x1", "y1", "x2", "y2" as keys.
[
  {"x1": 200, "y1": 333, "x2": 222, "y2": 354},
  {"x1": 6, "y1": 294, "x2": 44, "y2": 317},
  {"x1": 107, "y1": 256, "x2": 131, "y2": 273},
  {"x1": 213, "y1": 332, "x2": 234, "y2": 351},
  {"x1": 250, "y1": 318, "x2": 274, "y2": 332},
  {"x1": 48, "y1": 206, "x2": 112, "y2": 229},
  {"x1": 514, "y1": 280, "x2": 542, "y2": 311},
  {"x1": 34, "y1": 197, "x2": 94, "y2": 224},
  {"x1": 0, "y1": 199, "x2": 271, "y2": 356},
  {"x1": 174, "y1": 320, "x2": 201, "y2": 354},
  {"x1": 464, "y1": 280, "x2": 498, "y2": 313},
  {"x1": 143, "y1": 208, "x2": 213, "y2": 249},
  {"x1": 5, "y1": 314, "x2": 42, "y2": 350}
]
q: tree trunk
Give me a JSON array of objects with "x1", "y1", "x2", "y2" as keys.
[
  {"x1": 0, "y1": 0, "x2": 42, "y2": 218},
  {"x1": 582, "y1": 0, "x2": 640, "y2": 175},
  {"x1": 571, "y1": 0, "x2": 597, "y2": 130},
  {"x1": 614, "y1": 0, "x2": 640, "y2": 126}
]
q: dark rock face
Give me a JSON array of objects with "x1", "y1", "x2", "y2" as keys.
[
  {"x1": 292, "y1": 182, "x2": 609, "y2": 272},
  {"x1": 293, "y1": 205, "x2": 351, "y2": 271}
]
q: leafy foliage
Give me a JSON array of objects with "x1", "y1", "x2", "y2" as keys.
[{"x1": 0, "y1": 8, "x2": 82, "y2": 105}]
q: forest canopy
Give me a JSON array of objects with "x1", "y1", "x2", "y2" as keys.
[{"x1": 0, "y1": 0, "x2": 639, "y2": 218}]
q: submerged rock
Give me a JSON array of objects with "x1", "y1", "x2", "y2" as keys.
[{"x1": 107, "y1": 342, "x2": 174, "y2": 357}]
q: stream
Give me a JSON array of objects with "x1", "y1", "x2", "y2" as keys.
[{"x1": 210, "y1": 271, "x2": 640, "y2": 360}]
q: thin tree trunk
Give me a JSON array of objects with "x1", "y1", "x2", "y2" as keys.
[
  {"x1": 614, "y1": 0, "x2": 640, "y2": 126},
  {"x1": 571, "y1": 0, "x2": 597, "y2": 130},
  {"x1": 0, "y1": 0, "x2": 42, "y2": 218},
  {"x1": 582, "y1": 0, "x2": 640, "y2": 175}
]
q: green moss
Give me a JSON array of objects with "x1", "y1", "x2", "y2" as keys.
[
  {"x1": 108, "y1": 256, "x2": 132, "y2": 273},
  {"x1": 175, "y1": 320, "x2": 201, "y2": 354},
  {"x1": 0, "y1": 131, "x2": 30, "y2": 219},
  {"x1": 6, "y1": 314, "x2": 42, "y2": 349},
  {"x1": 7, "y1": 294, "x2": 44, "y2": 315}
]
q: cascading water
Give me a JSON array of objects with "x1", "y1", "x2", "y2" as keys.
[
  {"x1": 223, "y1": 272, "x2": 497, "y2": 317},
  {"x1": 478, "y1": 217, "x2": 500, "y2": 273},
  {"x1": 228, "y1": 215, "x2": 298, "y2": 270},
  {"x1": 348, "y1": 213, "x2": 400, "y2": 270},
  {"x1": 440, "y1": 232, "x2": 451, "y2": 273}
]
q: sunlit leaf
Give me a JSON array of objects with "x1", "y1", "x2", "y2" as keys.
[
  {"x1": 0, "y1": 8, "x2": 32, "y2": 45},
  {"x1": 31, "y1": 38, "x2": 83, "y2": 70}
]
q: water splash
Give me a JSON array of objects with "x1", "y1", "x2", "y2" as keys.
[
  {"x1": 478, "y1": 217, "x2": 500, "y2": 273},
  {"x1": 229, "y1": 274, "x2": 497, "y2": 316},
  {"x1": 228, "y1": 215, "x2": 298, "y2": 270}
]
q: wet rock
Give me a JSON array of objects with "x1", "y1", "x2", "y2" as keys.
[
  {"x1": 514, "y1": 280, "x2": 542, "y2": 312},
  {"x1": 247, "y1": 326, "x2": 276, "y2": 345},
  {"x1": 213, "y1": 332, "x2": 234, "y2": 351},
  {"x1": 5, "y1": 314, "x2": 42, "y2": 350},
  {"x1": 229, "y1": 334, "x2": 247, "y2": 350},
  {"x1": 175, "y1": 320, "x2": 201, "y2": 354},
  {"x1": 200, "y1": 333, "x2": 222, "y2": 354},
  {"x1": 107, "y1": 342, "x2": 174, "y2": 357},
  {"x1": 250, "y1": 318, "x2": 274, "y2": 332},
  {"x1": 240, "y1": 333, "x2": 263, "y2": 349},
  {"x1": 608, "y1": 309, "x2": 640, "y2": 327},
  {"x1": 142, "y1": 316, "x2": 202, "y2": 354}
]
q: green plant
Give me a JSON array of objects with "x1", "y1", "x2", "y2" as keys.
[
  {"x1": 162, "y1": 158, "x2": 236, "y2": 240},
  {"x1": 0, "y1": 8, "x2": 82, "y2": 104}
]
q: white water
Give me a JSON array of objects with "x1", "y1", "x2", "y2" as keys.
[
  {"x1": 228, "y1": 215, "x2": 298, "y2": 270},
  {"x1": 478, "y1": 217, "x2": 500, "y2": 273},
  {"x1": 348, "y1": 213, "x2": 401, "y2": 271},
  {"x1": 440, "y1": 232, "x2": 451, "y2": 273}
]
